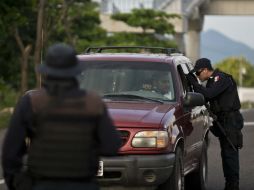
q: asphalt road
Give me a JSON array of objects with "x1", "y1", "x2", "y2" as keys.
[
  {"x1": 206, "y1": 109, "x2": 254, "y2": 190},
  {"x1": 0, "y1": 109, "x2": 253, "y2": 190}
]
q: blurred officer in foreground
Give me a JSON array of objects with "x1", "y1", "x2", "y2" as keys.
[
  {"x1": 186, "y1": 58, "x2": 243, "y2": 190},
  {"x1": 1, "y1": 43, "x2": 121, "y2": 190}
]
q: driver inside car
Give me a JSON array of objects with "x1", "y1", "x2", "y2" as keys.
[{"x1": 152, "y1": 74, "x2": 172, "y2": 99}]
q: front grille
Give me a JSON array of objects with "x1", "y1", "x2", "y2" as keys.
[
  {"x1": 119, "y1": 130, "x2": 130, "y2": 147},
  {"x1": 102, "y1": 171, "x2": 122, "y2": 179}
]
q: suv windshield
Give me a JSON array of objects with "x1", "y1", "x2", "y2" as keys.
[{"x1": 78, "y1": 61, "x2": 175, "y2": 102}]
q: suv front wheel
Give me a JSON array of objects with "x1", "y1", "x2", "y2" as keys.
[
  {"x1": 185, "y1": 140, "x2": 208, "y2": 190},
  {"x1": 158, "y1": 147, "x2": 184, "y2": 190}
]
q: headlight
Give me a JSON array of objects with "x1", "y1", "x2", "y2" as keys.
[{"x1": 131, "y1": 131, "x2": 169, "y2": 148}]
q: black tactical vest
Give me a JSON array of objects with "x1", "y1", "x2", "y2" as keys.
[
  {"x1": 208, "y1": 71, "x2": 241, "y2": 113},
  {"x1": 27, "y1": 88, "x2": 104, "y2": 179}
]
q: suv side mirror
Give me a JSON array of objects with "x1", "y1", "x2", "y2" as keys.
[{"x1": 184, "y1": 92, "x2": 205, "y2": 107}]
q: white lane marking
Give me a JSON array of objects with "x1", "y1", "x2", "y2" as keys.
[
  {"x1": 244, "y1": 122, "x2": 254, "y2": 126},
  {"x1": 0, "y1": 179, "x2": 4, "y2": 184}
]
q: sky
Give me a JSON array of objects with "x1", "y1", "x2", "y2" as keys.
[{"x1": 202, "y1": 15, "x2": 254, "y2": 49}]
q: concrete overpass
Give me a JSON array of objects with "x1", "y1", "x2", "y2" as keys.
[
  {"x1": 162, "y1": 0, "x2": 254, "y2": 62},
  {"x1": 98, "y1": 0, "x2": 254, "y2": 62}
]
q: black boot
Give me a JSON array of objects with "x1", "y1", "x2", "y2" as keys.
[{"x1": 224, "y1": 181, "x2": 239, "y2": 190}]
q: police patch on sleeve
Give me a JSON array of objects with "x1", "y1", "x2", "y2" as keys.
[{"x1": 214, "y1": 76, "x2": 220, "y2": 82}]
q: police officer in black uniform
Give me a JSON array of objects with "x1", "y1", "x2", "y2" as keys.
[
  {"x1": 186, "y1": 58, "x2": 243, "y2": 190},
  {"x1": 1, "y1": 43, "x2": 121, "y2": 190}
]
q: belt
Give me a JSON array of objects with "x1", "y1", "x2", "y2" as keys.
[
  {"x1": 217, "y1": 110, "x2": 240, "y2": 119},
  {"x1": 219, "y1": 110, "x2": 239, "y2": 114}
]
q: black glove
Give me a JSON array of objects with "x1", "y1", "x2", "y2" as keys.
[
  {"x1": 189, "y1": 69, "x2": 195, "y2": 74},
  {"x1": 14, "y1": 172, "x2": 33, "y2": 190},
  {"x1": 186, "y1": 72, "x2": 198, "y2": 85}
]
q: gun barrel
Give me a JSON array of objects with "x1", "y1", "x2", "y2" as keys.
[{"x1": 206, "y1": 105, "x2": 237, "y2": 151}]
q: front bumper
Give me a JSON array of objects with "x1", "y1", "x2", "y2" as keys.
[{"x1": 97, "y1": 153, "x2": 175, "y2": 187}]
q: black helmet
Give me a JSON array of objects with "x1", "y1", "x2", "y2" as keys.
[
  {"x1": 37, "y1": 43, "x2": 82, "y2": 77},
  {"x1": 194, "y1": 58, "x2": 213, "y2": 72}
]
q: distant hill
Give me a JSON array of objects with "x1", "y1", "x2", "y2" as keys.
[{"x1": 201, "y1": 29, "x2": 254, "y2": 64}]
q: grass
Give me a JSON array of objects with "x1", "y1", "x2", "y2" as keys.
[
  {"x1": 0, "y1": 81, "x2": 17, "y2": 130},
  {"x1": 0, "y1": 112, "x2": 11, "y2": 130},
  {"x1": 241, "y1": 101, "x2": 254, "y2": 109}
]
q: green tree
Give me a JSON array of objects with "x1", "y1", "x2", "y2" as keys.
[
  {"x1": 44, "y1": 0, "x2": 107, "y2": 52},
  {"x1": 0, "y1": 0, "x2": 107, "y2": 93},
  {"x1": 109, "y1": 9, "x2": 180, "y2": 48},
  {"x1": 215, "y1": 57, "x2": 254, "y2": 87},
  {"x1": 0, "y1": 0, "x2": 36, "y2": 92}
]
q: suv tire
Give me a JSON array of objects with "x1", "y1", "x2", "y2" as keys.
[
  {"x1": 158, "y1": 147, "x2": 184, "y2": 190},
  {"x1": 186, "y1": 140, "x2": 208, "y2": 190}
]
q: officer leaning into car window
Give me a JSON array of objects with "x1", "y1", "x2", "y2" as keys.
[
  {"x1": 1, "y1": 43, "x2": 121, "y2": 190},
  {"x1": 186, "y1": 58, "x2": 244, "y2": 190}
]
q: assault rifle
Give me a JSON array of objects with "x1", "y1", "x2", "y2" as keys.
[{"x1": 205, "y1": 104, "x2": 237, "y2": 152}]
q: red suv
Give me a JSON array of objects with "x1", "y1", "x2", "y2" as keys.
[{"x1": 77, "y1": 47, "x2": 211, "y2": 190}]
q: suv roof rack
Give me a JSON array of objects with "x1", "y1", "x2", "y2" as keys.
[{"x1": 84, "y1": 46, "x2": 181, "y2": 55}]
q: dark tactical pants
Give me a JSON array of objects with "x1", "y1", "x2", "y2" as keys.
[
  {"x1": 211, "y1": 111, "x2": 243, "y2": 189},
  {"x1": 219, "y1": 138, "x2": 239, "y2": 183}
]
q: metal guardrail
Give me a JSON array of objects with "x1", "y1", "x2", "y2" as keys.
[{"x1": 238, "y1": 87, "x2": 254, "y2": 102}]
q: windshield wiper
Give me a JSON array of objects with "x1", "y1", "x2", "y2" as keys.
[{"x1": 103, "y1": 93, "x2": 164, "y2": 104}]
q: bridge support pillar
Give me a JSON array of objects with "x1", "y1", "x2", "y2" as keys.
[
  {"x1": 185, "y1": 30, "x2": 200, "y2": 63},
  {"x1": 174, "y1": 33, "x2": 185, "y2": 54},
  {"x1": 185, "y1": 18, "x2": 204, "y2": 63}
]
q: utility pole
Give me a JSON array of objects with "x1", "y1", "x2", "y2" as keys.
[
  {"x1": 239, "y1": 58, "x2": 242, "y2": 87},
  {"x1": 239, "y1": 56, "x2": 246, "y2": 87},
  {"x1": 34, "y1": 0, "x2": 47, "y2": 88}
]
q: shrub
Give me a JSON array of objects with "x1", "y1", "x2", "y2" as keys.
[
  {"x1": 0, "y1": 79, "x2": 18, "y2": 109},
  {"x1": 241, "y1": 101, "x2": 254, "y2": 109},
  {"x1": 0, "y1": 112, "x2": 11, "y2": 129},
  {"x1": 0, "y1": 79, "x2": 18, "y2": 129}
]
